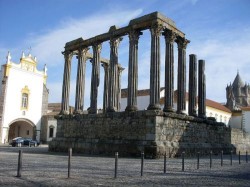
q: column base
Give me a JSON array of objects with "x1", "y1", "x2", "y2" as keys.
[
  {"x1": 163, "y1": 106, "x2": 175, "y2": 113},
  {"x1": 73, "y1": 110, "x2": 83, "y2": 115},
  {"x1": 106, "y1": 106, "x2": 116, "y2": 113},
  {"x1": 177, "y1": 110, "x2": 186, "y2": 115},
  {"x1": 59, "y1": 110, "x2": 70, "y2": 115},
  {"x1": 125, "y1": 105, "x2": 138, "y2": 112},
  {"x1": 87, "y1": 107, "x2": 97, "y2": 114},
  {"x1": 147, "y1": 104, "x2": 161, "y2": 110},
  {"x1": 198, "y1": 114, "x2": 206, "y2": 119}
]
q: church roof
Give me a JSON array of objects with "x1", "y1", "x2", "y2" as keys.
[{"x1": 232, "y1": 72, "x2": 244, "y2": 88}]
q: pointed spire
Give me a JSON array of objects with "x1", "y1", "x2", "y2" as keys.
[
  {"x1": 21, "y1": 51, "x2": 25, "y2": 58},
  {"x1": 232, "y1": 71, "x2": 244, "y2": 88},
  {"x1": 6, "y1": 51, "x2": 11, "y2": 63},
  {"x1": 44, "y1": 64, "x2": 47, "y2": 75}
]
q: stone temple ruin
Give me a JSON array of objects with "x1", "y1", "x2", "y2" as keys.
[{"x1": 49, "y1": 12, "x2": 250, "y2": 158}]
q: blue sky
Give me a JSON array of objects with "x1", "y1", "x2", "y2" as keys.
[{"x1": 1, "y1": 0, "x2": 250, "y2": 108}]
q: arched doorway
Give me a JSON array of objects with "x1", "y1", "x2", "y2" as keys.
[{"x1": 8, "y1": 119, "x2": 35, "y2": 142}]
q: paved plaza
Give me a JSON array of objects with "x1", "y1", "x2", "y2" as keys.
[{"x1": 0, "y1": 145, "x2": 250, "y2": 186}]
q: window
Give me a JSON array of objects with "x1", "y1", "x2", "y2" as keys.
[
  {"x1": 215, "y1": 114, "x2": 218, "y2": 121},
  {"x1": 49, "y1": 126, "x2": 54, "y2": 138},
  {"x1": 22, "y1": 93, "x2": 28, "y2": 109},
  {"x1": 21, "y1": 85, "x2": 30, "y2": 110}
]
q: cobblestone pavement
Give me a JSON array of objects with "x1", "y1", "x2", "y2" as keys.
[{"x1": 0, "y1": 145, "x2": 250, "y2": 186}]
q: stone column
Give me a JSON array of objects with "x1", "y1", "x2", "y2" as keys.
[
  {"x1": 60, "y1": 51, "x2": 73, "y2": 115},
  {"x1": 107, "y1": 37, "x2": 122, "y2": 112},
  {"x1": 88, "y1": 43, "x2": 102, "y2": 114},
  {"x1": 74, "y1": 48, "x2": 89, "y2": 114},
  {"x1": 102, "y1": 63, "x2": 109, "y2": 113},
  {"x1": 162, "y1": 29, "x2": 176, "y2": 112},
  {"x1": 176, "y1": 37, "x2": 189, "y2": 114},
  {"x1": 147, "y1": 24, "x2": 162, "y2": 110},
  {"x1": 198, "y1": 59, "x2": 206, "y2": 118},
  {"x1": 117, "y1": 65, "x2": 125, "y2": 111},
  {"x1": 188, "y1": 54, "x2": 197, "y2": 116},
  {"x1": 125, "y1": 30, "x2": 142, "y2": 111}
]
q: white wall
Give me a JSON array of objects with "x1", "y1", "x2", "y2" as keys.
[{"x1": 1, "y1": 65, "x2": 44, "y2": 142}]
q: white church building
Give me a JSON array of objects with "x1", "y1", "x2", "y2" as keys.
[
  {"x1": 0, "y1": 52, "x2": 48, "y2": 143},
  {"x1": 121, "y1": 88, "x2": 232, "y2": 125}
]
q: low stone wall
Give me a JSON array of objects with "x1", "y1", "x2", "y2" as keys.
[{"x1": 49, "y1": 110, "x2": 249, "y2": 158}]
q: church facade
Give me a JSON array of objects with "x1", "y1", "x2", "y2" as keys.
[{"x1": 0, "y1": 52, "x2": 48, "y2": 143}]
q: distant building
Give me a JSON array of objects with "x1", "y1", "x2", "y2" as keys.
[
  {"x1": 226, "y1": 71, "x2": 250, "y2": 110},
  {"x1": 227, "y1": 72, "x2": 250, "y2": 132},
  {"x1": 121, "y1": 88, "x2": 232, "y2": 125},
  {"x1": 0, "y1": 52, "x2": 48, "y2": 143}
]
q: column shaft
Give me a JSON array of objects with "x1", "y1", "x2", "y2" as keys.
[
  {"x1": 88, "y1": 43, "x2": 102, "y2": 114},
  {"x1": 198, "y1": 60, "x2": 206, "y2": 118},
  {"x1": 102, "y1": 63, "x2": 109, "y2": 113},
  {"x1": 60, "y1": 52, "x2": 73, "y2": 115},
  {"x1": 126, "y1": 30, "x2": 141, "y2": 111},
  {"x1": 74, "y1": 48, "x2": 88, "y2": 114},
  {"x1": 177, "y1": 38, "x2": 189, "y2": 114},
  {"x1": 147, "y1": 24, "x2": 162, "y2": 110},
  {"x1": 107, "y1": 37, "x2": 122, "y2": 112},
  {"x1": 163, "y1": 29, "x2": 176, "y2": 112},
  {"x1": 188, "y1": 54, "x2": 197, "y2": 116},
  {"x1": 117, "y1": 65, "x2": 124, "y2": 111}
]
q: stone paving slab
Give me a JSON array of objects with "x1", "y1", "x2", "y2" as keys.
[{"x1": 0, "y1": 146, "x2": 250, "y2": 186}]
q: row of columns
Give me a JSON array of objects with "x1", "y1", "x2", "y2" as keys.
[
  {"x1": 188, "y1": 55, "x2": 206, "y2": 118},
  {"x1": 60, "y1": 25, "x2": 206, "y2": 117}
]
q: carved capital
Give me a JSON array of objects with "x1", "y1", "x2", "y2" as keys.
[
  {"x1": 177, "y1": 37, "x2": 190, "y2": 49},
  {"x1": 64, "y1": 51, "x2": 74, "y2": 61},
  {"x1": 78, "y1": 47, "x2": 89, "y2": 58},
  {"x1": 92, "y1": 43, "x2": 102, "y2": 53},
  {"x1": 150, "y1": 23, "x2": 163, "y2": 37},
  {"x1": 162, "y1": 29, "x2": 176, "y2": 44},
  {"x1": 128, "y1": 30, "x2": 142, "y2": 44},
  {"x1": 110, "y1": 37, "x2": 122, "y2": 49}
]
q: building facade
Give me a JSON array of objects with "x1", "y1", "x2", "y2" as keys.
[
  {"x1": 227, "y1": 72, "x2": 250, "y2": 133},
  {"x1": 121, "y1": 88, "x2": 232, "y2": 125},
  {"x1": 0, "y1": 52, "x2": 48, "y2": 143}
]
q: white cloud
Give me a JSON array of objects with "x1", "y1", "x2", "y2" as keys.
[
  {"x1": 187, "y1": 27, "x2": 250, "y2": 102},
  {"x1": 30, "y1": 9, "x2": 143, "y2": 67}
]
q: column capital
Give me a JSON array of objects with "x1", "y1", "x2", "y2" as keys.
[
  {"x1": 150, "y1": 23, "x2": 163, "y2": 37},
  {"x1": 162, "y1": 29, "x2": 176, "y2": 44},
  {"x1": 77, "y1": 47, "x2": 89, "y2": 58},
  {"x1": 92, "y1": 42, "x2": 102, "y2": 53},
  {"x1": 64, "y1": 51, "x2": 74, "y2": 60},
  {"x1": 101, "y1": 63, "x2": 109, "y2": 69},
  {"x1": 176, "y1": 37, "x2": 190, "y2": 49},
  {"x1": 118, "y1": 64, "x2": 125, "y2": 73},
  {"x1": 128, "y1": 30, "x2": 142, "y2": 43},
  {"x1": 110, "y1": 37, "x2": 122, "y2": 48}
]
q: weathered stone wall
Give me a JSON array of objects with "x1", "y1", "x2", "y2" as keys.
[
  {"x1": 49, "y1": 111, "x2": 249, "y2": 158},
  {"x1": 231, "y1": 128, "x2": 250, "y2": 153}
]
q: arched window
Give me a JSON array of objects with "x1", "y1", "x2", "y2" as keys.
[
  {"x1": 224, "y1": 116, "x2": 227, "y2": 123},
  {"x1": 22, "y1": 93, "x2": 28, "y2": 109},
  {"x1": 21, "y1": 85, "x2": 30, "y2": 110},
  {"x1": 215, "y1": 114, "x2": 218, "y2": 121}
]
